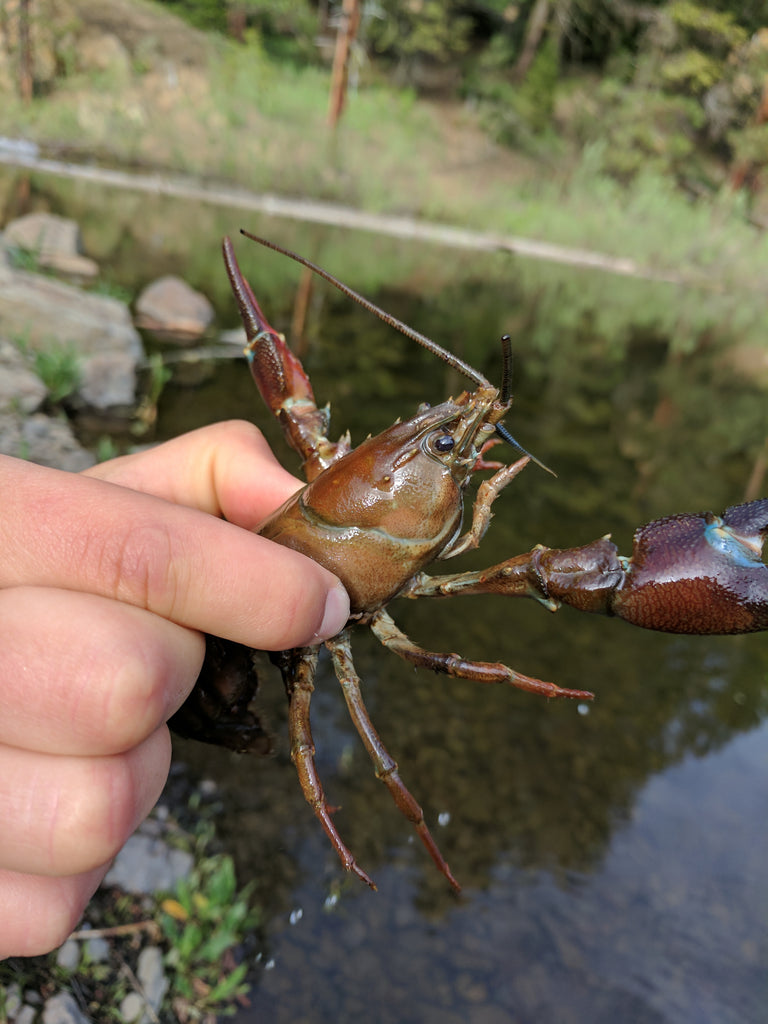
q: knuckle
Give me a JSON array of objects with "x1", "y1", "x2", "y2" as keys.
[
  {"x1": 100, "y1": 655, "x2": 168, "y2": 752},
  {"x1": 53, "y1": 757, "x2": 140, "y2": 872},
  {"x1": 94, "y1": 519, "x2": 189, "y2": 620}
]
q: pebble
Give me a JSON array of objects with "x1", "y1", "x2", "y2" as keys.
[
  {"x1": 55, "y1": 938, "x2": 81, "y2": 971},
  {"x1": 86, "y1": 935, "x2": 111, "y2": 963},
  {"x1": 137, "y1": 945, "x2": 169, "y2": 1017},
  {"x1": 118, "y1": 992, "x2": 145, "y2": 1023},
  {"x1": 42, "y1": 992, "x2": 90, "y2": 1024},
  {"x1": 103, "y1": 832, "x2": 193, "y2": 894},
  {"x1": 4, "y1": 984, "x2": 21, "y2": 1016}
]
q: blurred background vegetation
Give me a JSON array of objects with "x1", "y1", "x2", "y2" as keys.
[{"x1": 4, "y1": 1, "x2": 768, "y2": 213}]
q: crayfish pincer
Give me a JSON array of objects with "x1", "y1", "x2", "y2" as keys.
[{"x1": 170, "y1": 232, "x2": 768, "y2": 892}]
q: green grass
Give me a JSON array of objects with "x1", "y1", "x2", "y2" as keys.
[{"x1": 11, "y1": 333, "x2": 82, "y2": 404}]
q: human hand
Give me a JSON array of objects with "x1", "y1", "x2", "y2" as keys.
[{"x1": 0, "y1": 421, "x2": 349, "y2": 958}]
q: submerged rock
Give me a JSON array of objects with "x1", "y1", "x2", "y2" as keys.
[
  {"x1": 0, "y1": 232, "x2": 143, "y2": 411},
  {"x1": 135, "y1": 274, "x2": 214, "y2": 339},
  {"x1": 4, "y1": 212, "x2": 99, "y2": 279}
]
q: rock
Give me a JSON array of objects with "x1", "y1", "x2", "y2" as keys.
[
  {"x1": 119, "y1": 992, "x2": 145, "y2": 1023},
  {"x1": 55, "y1": 938, "x2": 81, "y2": 971},
  {"x1": 137, "y1": 946, "x2": 169, "y2": 1016},
  {"x1": 18, "y1": 413, "x2": 96, "y2": 471},
  {"x1": 117, "y1": 947, "x2": 169, "y2": 1024},
  {"x1": 0, "y1": 247, "x2": 143, "y2": 410},
  {"x1": 4, "y1": 984, "x2": 21, "y2": 1017},
  {"x1": 42, "y1": 991, "x2": 90, "y2": 1024},
  {"x1": 135, "y1": 275, "x2": 214, "y2": 339},
  {"x1": 4, "y1": 213, "x2": 99, "y2": 279},
  {"x1": 0, "y1": 339, "x2": 95, "y2": 469},
  {"x1": 0, "y1": 338, "x2": 47, "y2": 413},
  {"x1": 86, "y1": 937, "x2": 111, "y2": 958},
  {"x1": 103, "y1": 832, "x2": 194, "y2": 894}
]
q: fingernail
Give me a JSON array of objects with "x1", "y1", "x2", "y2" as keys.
[{"x1": 312, "y1": 583, "x2": 350, "y2": 642}]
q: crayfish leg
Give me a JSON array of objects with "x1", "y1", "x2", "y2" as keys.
[
  {"x1": 281, "y1": 647, "x2": 377, "y2": 890},
  {"x1": 443, "y1": 456, "x2": 529, "y2": 559},
  {"x1": 326, "y1": 634, "x2": 461, "y2": 893},
  {"x1": 370, "y1": 609, "x2": 594, "y2": 702}
]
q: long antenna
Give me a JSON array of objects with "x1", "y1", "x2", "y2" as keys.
[
  {"x1": 238, "y1": 230, "x2": 553, "y2": 473},
  {"x1": 240, "y1": 230, "x2": 487, "y2": 386}
]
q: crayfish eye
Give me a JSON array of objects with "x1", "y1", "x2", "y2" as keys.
[{"x1": 431, "y1": 434, "x2": 455, "y2": 454}]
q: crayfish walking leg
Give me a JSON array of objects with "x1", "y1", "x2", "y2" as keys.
[
  {"x1": 369, "y1": 609, "x2": 594, "y2": 701},
  {"x1": 276, "y1": 647, "x2": 377, "y2": 890},
  {"x1": 325, "y1": 634, "x2": 461, "y2": 892}
]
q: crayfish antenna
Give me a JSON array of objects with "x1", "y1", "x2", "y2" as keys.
[
  {"x1": 496, "y1": 336, "x2": 555, "y2": 476},
  {"x1": 240, "y1": 229, "x2": 489, "y2": 387},
  {"x1": 495, "y1": 423, "x2": 556, "y2": 477},
  {"x1": 239, "y1": 230, "x2": 555, "y2": 475}
]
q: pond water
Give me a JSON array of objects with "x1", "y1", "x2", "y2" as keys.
[{"x1": 3, "y1": 168, "x2": 768, "y2": 1023}]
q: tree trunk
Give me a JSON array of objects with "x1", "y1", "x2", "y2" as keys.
[
  {"x1": 512, "y1": 0, "x2": 551, "y2": 84},
  {"x1": 328, "y1": 0, "x2": 360, "y2": 128},
  {"x1": 18, "y1": 0, "x2": 33, "y2": 102}
]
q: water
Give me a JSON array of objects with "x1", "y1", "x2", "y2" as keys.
[{"x1": 3, "y1": 166, "x2": 767, "y2": 1022}]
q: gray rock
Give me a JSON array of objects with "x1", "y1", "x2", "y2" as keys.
[
  {"x1": 0, "y1": 242, "x2": 143, "y2": 410},
  {"x1": 14, "y1": 1006, "x2": 37, "y2": 1024},
  {"x1": 4, "y1": 983, "x2": 21, "y2": 1017},
  {"x1": 0, "y1": 411, "x2": 95, "y2": 471},
  {"x1": 137, "y1": 945, "x2": 169, "y2": 1013},
  {"x1": 135, "y1": 275, "x2": 214, "y2": 338},
  {"x1": 0, "y1": 337, "x2": 47, "y2": 413},
  {"x1": 42, "y1": 991, "x2": 90, "y2": 1024},
  {"x1": 85, "y1": 934, "x2": 111, "y2": 963},
  {"x1": 0, "y1": 336, "x2": 95, "y2": 469},
  {"x1": 103, "y1": 832, "x2": 194, "y2": 895},
  {"x1": 55, "y1": 938, "x2": 81, "y2": 971},
  {"x1": 118, "y1": 991, "x2": 145, "y2": 1022},
  {"x1": 4, "y1": 213, "x2": 98, "y2": 279}
]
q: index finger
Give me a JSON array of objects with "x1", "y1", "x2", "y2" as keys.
[
  {"x1": 84, "y1": 421, "x2": 300, "y2": 530},
  {"x1": 0, "y1": 452, "x2": 349, "y2": 650}
]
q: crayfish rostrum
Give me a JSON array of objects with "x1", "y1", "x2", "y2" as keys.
[{"x1": 170, "y1": 232, "x2": 768, "y2": 892}]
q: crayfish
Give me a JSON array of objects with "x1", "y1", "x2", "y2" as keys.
[{"x1": 171, "y1": 231, "x2": 768, "y2": 892}]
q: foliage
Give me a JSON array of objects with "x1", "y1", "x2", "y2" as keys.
[
  {"x1": 665, "y1": 1, "x2": 747, "y2": 54},
  {"x1": 239, "y1": 0, "x2": 321, "y2": 64},
  {"x1": 12, "y1": 332, "x2": 81, "y2": 404},
  {"x1": 574, "y1": 82, "x2": 705, "y2": 182},
  {"x1": 0, "y1": 800, "x2": 261, "y2": 1023},
  {"x1": 157, "y1": 0, "x2": 229, "y2": 32},
  {"x1": 468, "y1": 32, "x2": 562, "y2": 151},
  {"x1": 159, "y1": 852, "x2": 259, "y2": 1018},
  {"x1": 368, "y1": 0, "x2": 473, "y2": 66},
  {"x1": 33, "y1": 344, "x2": 81, "y2": 403},
  {"x1": 561, "y1": 2, "x2": 768, "y2": 186}
]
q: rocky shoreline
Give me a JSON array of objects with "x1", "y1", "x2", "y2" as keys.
[
  {"x1": 0, "y1": 211, "x2": 223, "y2": 468},
  {"x1": 0, "y1": 213, "x2": 256, "y2": 1024}
]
